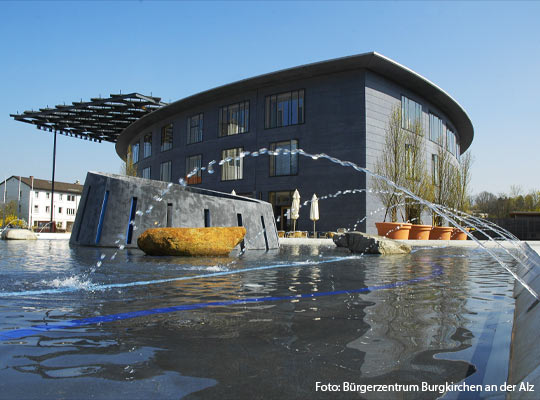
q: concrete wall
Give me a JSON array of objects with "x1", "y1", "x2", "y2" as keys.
[
  {"x1": 507, "y1": 244, "x2": 540, "y2": 399},
  {"x1": 489, "y1": 218, "x2": 540, "y2": 241},
  {"x1": 70, "y1": 172, "x2": 278, "y2": 250}
]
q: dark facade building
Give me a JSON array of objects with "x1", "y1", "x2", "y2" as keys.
[{"x1": 116, "y1": 52, "x2": 474, "y2": 234}]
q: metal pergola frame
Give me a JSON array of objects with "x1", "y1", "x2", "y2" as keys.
[
  {"x1": 10, "y1": 92, "x2": 166, "y2": 232},
  {"x1": 10, "y1": 93, "x2": 167, "y2": 143}
]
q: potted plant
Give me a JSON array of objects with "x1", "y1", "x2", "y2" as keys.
[{"x1": 402, "y1": 120, "x2": 433, "y2": 240}]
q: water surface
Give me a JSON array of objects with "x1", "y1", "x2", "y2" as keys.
[{"x1": 0, "y1": 240, "x2": 516, "y2": 399}]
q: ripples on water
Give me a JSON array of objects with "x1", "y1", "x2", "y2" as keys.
[{"x1": 0, "y1": 240, "x2": 516, "y2": 399}]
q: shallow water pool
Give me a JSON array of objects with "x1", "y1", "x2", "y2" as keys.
[{"x1": 0, "y1": 240, "x2": 517, "y2": 399}]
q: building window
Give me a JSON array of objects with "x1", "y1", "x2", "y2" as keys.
[
  {"x1": 143, "y1": 133, "x2": 152, "y2": 158},
  {"x1": 46, "y1": 192, "x2": 50, "y2": 199},
  {"x1": 446, "y1": 128, "x2": 457, "y2": 156},
  {"x1": 46, "y1": 206, "x2": 50, "y2": 214},
  {"x1": 401, "y1": 96, "x2": 422, "y2": 131},
  {"x1": 269, "y1": 140, "x2": 298, "y2": 176},
  {"x1": 67, "y1": 208, "x2": 75, "y2": 216},
  {"x1": 429, "y1": 113, "x2": 444, "y2": 145},
  {"x1": 221, "y1": 148, "x2": 243, "y2": 181},
  {"x1": 432, "y1": 154, "x2": 439, "y2": 186},
  {"x1": 59, "y1": 194, "x2": 63, "y2": 201},
  {"x1": 265, "y1": 89, "x2": 305, "y2": 129},
  {"x1": 142, "y1": 167, "x2": 151, "y2": 179},
  {"x1": 58, "y1": 207, "x2": 63, "y2": 214},
  {"x1": 34, "y1": 191, "x2": 38, "y2": 198},
  {"x1": 186, "y1": 155, "x2": 202, "y2": 184},
  {"x1": 161, "y1": 124, "x2": 173, "y2": 152},
  {"x1": 160, "y1": 161, "x2": 172, "y2": 182},
  {"x1": 34, "y1": 205, "x2": 38, "y2": 212},
  {"x1": 187, "y1": 113, "x2": 203, "y2": 144},
  {"x1": 132, "y1": 142, "x2": 140, "y2": 164},
  {"x1": 219, "y1": 101, "x2": 249, "y2": 137}
]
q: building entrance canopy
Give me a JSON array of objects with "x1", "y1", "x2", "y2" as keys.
[{"x1": 10, "y1": 93, "x2": 166, "y2": 143}]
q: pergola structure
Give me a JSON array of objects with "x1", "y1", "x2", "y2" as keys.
[
  {"x1": 9, "y1": 93, "x2": 166, "y2": 232},
  {"x1": 10, "y1": 93, "x2": 166, "y2": 143}
]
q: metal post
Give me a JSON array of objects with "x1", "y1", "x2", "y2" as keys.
[
  {"x1": 50, "y1": 131, "x2": 57, "y2": 233},
  {"x1": 2, "y1": 176, "x2": 6, "y2": 228},
  {"x1": 17, "y1": 176, "x2": 21, "y2": 222},
  {"x1": 29, "y1": 176, "x2": 34, "y2": 230}
]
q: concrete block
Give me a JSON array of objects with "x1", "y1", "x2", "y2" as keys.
[
  {"x1": 509, "y1": 289, "x2": 540, "y2": 385},
  {"x1": 0, "y1": 229, "x2": 37, "y2": 240},
  {"x1": 70, "y1": 172, "x2": 278, "y2": 250}
]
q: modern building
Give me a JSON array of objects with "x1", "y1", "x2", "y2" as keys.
[
  {"x1": 115, "y1": 52, "x2": 473, "y2": 234},
  {"x1": 0, "y1": 176, "x2": 83, "y2": 231}
]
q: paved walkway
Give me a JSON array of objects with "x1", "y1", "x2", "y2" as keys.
[{"x1": 279, "y1": 237, "x2": 540, "y2": 256}]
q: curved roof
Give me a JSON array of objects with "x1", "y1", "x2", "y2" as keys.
[{"x1": 116, "y1": 52, "x2": 474, "y2": 159}]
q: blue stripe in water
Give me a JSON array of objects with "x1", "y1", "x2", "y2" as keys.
[
  {"x1": 0, "y1": 256, "x2": 356, "y2": 297},
  {"x1": 0, "y1": 264, "x2": 443, "y2": 341}
]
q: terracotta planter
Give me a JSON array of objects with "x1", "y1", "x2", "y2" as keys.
[
  {"x1": 429, "y1": 226, "x2": 454, "y2": 240},
  {"x1": 409, "y1": 224, "x2": 432, "y2": 240},
  {"x1": 451, "y1": 227, "x2": 470, "y2": 240},
  {"x1": 375, "y1": 222, "x2": 412, "y2": 240}
]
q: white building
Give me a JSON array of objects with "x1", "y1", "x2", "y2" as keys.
[{"x1": 1, "y1": 176, "x2": 83, "y2": 231}]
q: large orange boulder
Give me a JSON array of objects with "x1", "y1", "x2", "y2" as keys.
[{"x1": 137, "y1": 227, "x2": 246, "y2": 256}]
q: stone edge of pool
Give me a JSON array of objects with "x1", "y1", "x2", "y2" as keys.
[
  {"x1": 279, "y1": 237, "x2": 540, "y2": 252},
  {"x1": 506, "y1": 242, "x2": 540, "y2": 400}
]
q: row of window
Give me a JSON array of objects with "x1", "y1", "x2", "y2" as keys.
[
  {"x1": 34, "y1": 192, "x2": 77, "y2": 201},
  {"x1": 131, "y1": 90, "x2": 305, "y2": 163},
  {"x1": 33, "y1": 205, "x2": 76, "y2": 215},
  {"x1": 402, "y1": 95, "x2": 460, "y2": 157},
  {"x1": 141, "y1": 139, "x2": 299, "y2": 183}
]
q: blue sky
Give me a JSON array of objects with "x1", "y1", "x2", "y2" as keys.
[{"x1": 1, "y1": 1, "x2": 539, "y2": 196}]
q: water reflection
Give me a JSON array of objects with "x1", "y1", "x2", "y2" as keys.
[{"x1": 0, "y1": 241, "x2": 516, "y2": 399}]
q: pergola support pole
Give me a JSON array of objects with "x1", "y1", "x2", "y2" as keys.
[{"x1": 50, "y1": 131, "x2": 57, "y2": 233}]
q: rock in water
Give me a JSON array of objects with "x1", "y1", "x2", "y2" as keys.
[
  {"x1": 137, "y1": 227, "x2": 246, "y2": 256},
  {"x1": 1, "y1": 229, "x2": 37, "y2": 240},
  {"x1": 345, "y1": 232, "x2": 411, "y2": 255},
  {"x1": 332, "y1": 233, "x2": 349, "y2": 248}
]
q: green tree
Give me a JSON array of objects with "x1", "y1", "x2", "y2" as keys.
[
  {"x1": 373, "y1": 106, "x2": 407, "y2": 222},
  {"x1": 3, "y1": 215, "x2": 27, "y2": 228},
  {"x1": 403, "y1": 120, "x2": 433, "y2": 224},
  {"x1": 454, "y1": 151, "x2": 473, "y2": 213},
  {"x1": 121, "y1": 146, "x2": 138, "y2": 177},
  {"x1": 1, "y1": 200, "x2": 18, "y2": 227},
  {"x1": 432, "y1": 146, "x2": 456, "y2": 226}
]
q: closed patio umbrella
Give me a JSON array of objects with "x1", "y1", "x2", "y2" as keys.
[
  {"x1": 310, "y1": 193, "x2": 319, "y2": 237},
  {"x1": 291, "y1": 189, "x2": 300, "y2": 232}
]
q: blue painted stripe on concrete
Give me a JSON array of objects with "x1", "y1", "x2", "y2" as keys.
[{"x1": 95, "y1": 190, "x2": 109, "y2": 245}]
